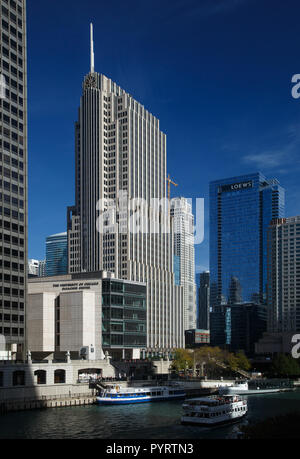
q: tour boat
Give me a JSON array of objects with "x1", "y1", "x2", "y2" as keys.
[
  {"x1": 96, "y1": 385, "x2": 186, "y2": 405},
  {"x1": 181, "y1": 395, "x2": 248, "y2": 426},
  {"x1": 219, "y1": 380, "x2": 281, "y2": 395}
]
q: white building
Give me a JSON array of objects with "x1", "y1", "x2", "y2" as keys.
[
  {"x1": 28, "y1": 259, "x2": 40, "y2": 276},
  {"x1": 67, "y1": 25, "x2": 184, "y2": 350},
  {"x1": 171, "y1": 197, "x2": 197, "y2": 330},
  {"x1": 28, "y1": 259, "x2": 46, "y2": 277}
]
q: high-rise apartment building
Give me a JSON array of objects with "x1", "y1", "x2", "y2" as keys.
[
  {"x1": 67, "y1": 25, "x2": 184, "y2": 350},
  {"x1": 0, "y1": 0, "x2": 27, "y2": 356},
  {"x1": 209, "y1": 173, "x2": 285, "y2": 309},
  {"x1": 198, "y1": 271, "x2": 210, "y2": 330},
  {"x1": 267, "y1": 217, "x2": 300, "y2": 333},
  {"x1": 45, "y1": 233, "x2": 67, "y2": 277},
  {"x1": 170, "y1": 197, "x2": 196, "y2": 330}
]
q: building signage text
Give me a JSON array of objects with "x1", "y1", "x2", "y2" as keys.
[
  {"x1": 220, "y1": 181, "x2": 253, "y2": 193},
  {"x1": 52, "y1": 282, "x2": 99, "y2": 291}
]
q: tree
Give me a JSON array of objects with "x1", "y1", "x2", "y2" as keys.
[
  {"x1": 171, "y1": 349, "x2": 193, "y2": 372},
  {"x1": 271, "y1": 354, "x2": 300, "y2": 377},
  {"x1": 235, "y1": 351, "x2": 251, "y2": 371}
]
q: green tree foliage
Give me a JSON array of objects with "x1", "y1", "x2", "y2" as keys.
[
  {"x1": 235, "y1": 350, "x2": 251, "y2": 371},
  {"x1": 171, "y1": 349, "x2": 193, "y2": 372},
  {"x1": 271, "y1": 354, "x2": 300, "y2": 377}
]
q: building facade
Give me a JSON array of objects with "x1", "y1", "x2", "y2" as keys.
[
  {"x1": 197, "y1": 271, "x2": 210, "y2": 330},
  {"x1": 27, "y1": 272, "x2": 147, "y2": 360},
  {"x1": 0, "y1": 0, "x2": 27, "y2": 356},
  {"x1": 45, "y1": 232, "x2": 68, "y2": 277},
  {"x1": 185, "y1": 328, "x2": 210, "y2": 348},
  {"x1": 28, "y1": 259, "x2": 39, "y2": 276},
  {"x1": 67, "y1": 26, "x2": 184, "y2": 350},
  {"x1": 267, "y1": 217, "x2": 300, "y2": 334},
  {"x1": 170, "y1": 197, "x2": 196, "y2": 330},
  {"x1": 210, "y1": 303, "x2": 267, "y2": 355},
  {"x1": 209, "y1": 173, "x2": 285, "y2": 309}
]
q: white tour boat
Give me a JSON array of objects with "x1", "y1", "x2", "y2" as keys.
[
  {"x1": 181, "y1": 395, "x2": 247, "y2": 426},
  {"x1": 219, "y1": 380, "x2": 281, "y2": 395},
  {"x1": 96, "y1": 384, "x2": 186, "y2": 405}
]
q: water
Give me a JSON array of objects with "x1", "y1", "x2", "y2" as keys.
[{"x1": 1, "y1": 391, "x2": 300, "y2": 439}]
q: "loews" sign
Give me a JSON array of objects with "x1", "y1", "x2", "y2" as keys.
[{"x1": 219, "y1": 181, "x2": 253, "y2": 193}]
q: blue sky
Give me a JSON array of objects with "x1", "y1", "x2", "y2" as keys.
[{"x1": 28, "y1": 0, "x2": 300, "y2": 271}]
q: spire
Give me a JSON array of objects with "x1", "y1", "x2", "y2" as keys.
[{"x1": 90, "y1": 23, "x2": 95, "y2": 73}]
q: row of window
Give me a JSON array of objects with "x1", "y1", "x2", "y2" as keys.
[
  {"x1": 1, "y1": 286, "x2": 24, "y2": 296},
  {"x1": 0, "y1": 138, "x2": 24, "y2": 157},
  {"x1": 0, "y1": 112, "x2": 23, "y2": 132},
  {"x1": 0, "y1": 259, "x2": 24, "y2": 271},
  {"x1": 0, "y1": 326, "x2": 23, "y2": 335},
  {"x1": 0, "y1": 300, "x2": 24, "y2": 310},
  {"x1": 0, "y1": 206, "x2": 24, "y2": 221},
  {"x1": 0, "y1": 312, "x2": 23, "y2": 322},
  {"x1": 2, "y1": 0, "x2": 23, "y2": 16}
]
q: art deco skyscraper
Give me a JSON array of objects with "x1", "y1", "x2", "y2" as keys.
[
  {"x1": 68, "y1": 25, "x2": 184, "y2": 350},
  {"x1": 0, "y1": 0, "x2": 27, "y2": 357}
]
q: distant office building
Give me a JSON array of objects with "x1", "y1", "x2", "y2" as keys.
[
  {"x1": 27, "y1": 271, "x2": 146, "y2": 360},
  {"x1": 28, "y1": 259, "x2": 46, "y2": 278},
  {"x1": 38, "y1": 259, "x2": 46, "y2": 277},
  {"x1": 170, "y1": 197, "x2": 197, "y2": 330},
  {"x1": 198, "y1": 271, "x2": 210, "y2": 330},
  {"x1": 45, "y1": 233, "x2": 67, "y2": 277},
  {"x1": 28, "y1": 259, "x2": 39, "y2": 276},
  {"x1": 0, "y1": 0, "x2": 28, "y2": 357},
  {"x1": 210, "y1": 303, "x2": 267, "y2": 355},
  {"x1": 185, "y1": 328, "x2": 210, "y2": 348},
  {"x1": 210, "y1": 173, "x2": 285, "y2": 309},
  {"x1": 256, "y1": 217, "x2": 300, "y2": 354}
]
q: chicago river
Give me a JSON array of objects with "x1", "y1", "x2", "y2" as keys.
[{"x1": 0, "y1": 391, "x2": 300, "y2": 439}]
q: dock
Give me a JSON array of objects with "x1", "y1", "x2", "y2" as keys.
[{"x1": 0, "y1": 394, "x2": 97, "y2": 414}]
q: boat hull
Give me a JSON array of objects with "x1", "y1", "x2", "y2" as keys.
[
  {"x1": 181, "y1": 413, "x2": 247, "y2": 427},
  {"x1": 97, "y1": 394, "x2": 186, "y2": 405},
  {"x1": 219, "y1": 388, "x2": 281, "y2": 395}
]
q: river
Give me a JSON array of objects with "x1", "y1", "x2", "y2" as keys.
[{"x1": 1, "y1": 390, "x2": 300, "y2": 439}]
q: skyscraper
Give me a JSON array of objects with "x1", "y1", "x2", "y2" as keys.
[
  {"x1": 197, "y1": 271, "x2": 210, "y2": 330},
  {"x1": 210, "y1": 173, "x2": 285, "y2": 310},
  {"x1": 45, "y1": 233, "x2": 68, "y2": 277},
  {"x1": 0, "y1": 0, "x2": 27, "y2": 357},
  {"x1": 170, "y1": 197, "x2": 196, "y2": 330},
  {"x1": 255, "y1": 217, "x2": 300, "y2": 354},
  {"x1": 267, "y1": 217, "x2": 300, "y2": 334},
  {"x1": 67, "y1": 25, "x2": 184, "y2": 350}
]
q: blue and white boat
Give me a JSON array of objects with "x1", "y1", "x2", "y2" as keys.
[{"x1": 96, "y1": 384, "x2": 186, "y2": 405}]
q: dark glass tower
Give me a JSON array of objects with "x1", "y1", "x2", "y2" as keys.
[
  {"x1": 197, "y1": 271, "x2": 210, "y2": 330},
  {"x1": 209, "y1": 173, "x2": 285, "y2": 309},
  {"x1": 0, "y1": 0, "x2": 27, "y2": 357}
]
